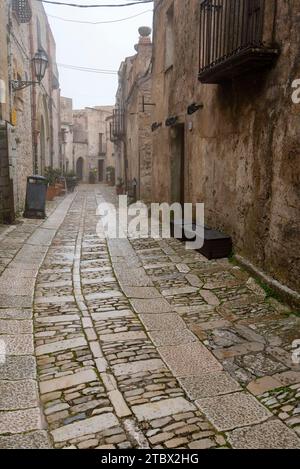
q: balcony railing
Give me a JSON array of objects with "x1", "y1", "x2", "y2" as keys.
[
  {"x1": 12, "y1": 0, "x2": 32, "y2": 24},
  {"x1": 110, "y1": 108, "x2": 125, "y2": 142},
  {"x1": 199, "y1": 0, "x2": 279, "y2": 83}
]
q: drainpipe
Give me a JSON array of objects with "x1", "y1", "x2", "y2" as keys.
[
  {"x1": 46, "y1": 25, "x2": 54, "y2": 169},
  {"x1": 29, "y1": 11, "x2": 38, "y2": 174}
]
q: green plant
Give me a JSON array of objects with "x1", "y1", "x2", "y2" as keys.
[
  {"x1": 256, "y1": 279, "x2": 281, "y2": 301},
  {"x1": 44, "y1": 166, "x2": 61, "y2": 186},
  {"x1": 116, "y1": 177, "x2": 124, "y2": 188},
  {"x1": 65, "y1": 170, "x2": 77, "y2": 178},
  {"x1": 106, "y1": 166, "x2": 116, "y2": 185}
]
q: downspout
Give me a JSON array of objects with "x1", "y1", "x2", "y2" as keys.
[
  {"x1": 28, "y1": 7, "x2": 38, "y2": 174},
  {"x1": 46, "y1": 25, "x2": 54, "y2": 168}
]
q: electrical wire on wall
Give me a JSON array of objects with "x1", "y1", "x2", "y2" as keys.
[{"x1": 35, "y1": 0, "x2": 153, "y2": 8}]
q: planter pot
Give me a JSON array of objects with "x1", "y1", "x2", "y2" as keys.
[
  {"x1": 54, "y1": 184, "x2": 62, "y2": 196},
  {"x1": 66, "y1": 177, "x2": 78, "y2": 193},
  {"x1": 116, "y1": 186, "x2": 124, "y2": 195},
  {"x1": 46, "y1": 185, "x2": 56, "y2": 201}
]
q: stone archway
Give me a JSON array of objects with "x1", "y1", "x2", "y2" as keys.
[{"x1": 76, "y1": 157, "x2": 84, "y2": 181}]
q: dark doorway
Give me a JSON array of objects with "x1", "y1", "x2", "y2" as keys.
[
  {"x1": 98, "y1": 160, "x2": 104, "y2": 182},
  {"x1": 76, "y1": 157, "x2": 84, "y2": 181},
  {"x1": 170, "y1": 124, "x2": 185, "y2": 206}
]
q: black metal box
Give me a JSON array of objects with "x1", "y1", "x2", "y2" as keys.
[
  {"x1": 23, "y1": 175, "x2": 48, "y2": 219},
  {"x1": 171, "y1": 220, "x2": 232, "y2": 260}
]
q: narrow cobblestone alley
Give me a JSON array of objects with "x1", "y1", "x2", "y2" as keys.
[{"x1": 0, "y1": 185, "x2": 300, "y2": 449}]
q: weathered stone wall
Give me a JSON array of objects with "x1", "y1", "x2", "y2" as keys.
[
  {"x1": 116, "y1": 29, "x2": 153, "y2": 202},
  {"x1": 73, "y1": 106, "x2": 114, "y2": 183},
  {"x1": 8, "y1": 4, "x2": 33, "y2": 213},
  {"x1": 30, "y1": 1, "x2": 60, "y2": 173},
  {"x1": 151, "y1": 0, "x2": 300, "y2": 291},
  {"x1": 0, "y1": 2, "x2": 14, "y2": 223},
  {"x1": 0, "y1": 1, "x2": 9, "y2": 123},
  {"x1": 0, "y1": 1, "x2": 60, "y2": 215},
  {"x1": 60, "y1": 97, "x2": 74, "y2": 172}
]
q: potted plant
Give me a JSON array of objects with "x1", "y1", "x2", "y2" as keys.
[
  {"x1": 106, "y1": 166, "x2": 116, "y2": 186},
  {"x1": 89, "y1": 168, "x2": 97, "y2": 184},
  {"x1": 44, "y1": 167, "x2": 57, "y2": 201},
  {"x1": 116, "y1": 177, "x2": 124, "y2": 195},
  {"x1": 53, "y1": 169, "x2": 64, "y2": 196},
  {"x1": 65, "y1": 171, "x2": 78, "y2": 193}
]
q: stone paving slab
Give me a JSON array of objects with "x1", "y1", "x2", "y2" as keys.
[
  {"x1": 158, "y1": 342, "x2": 223, "y2": 377},
  {"x1": 35, "y1": 337, "x2": 87, "y2": 356},
  {"x1": 1, "y1": 334, "x2": 34, "y2": 355},
  {"x1": 0, "y1": 430, "x2": 51, "y2": 449},
  {"x1": 247, "y1": 376, "x2": 283, "y2": 396},
  {"x1": 0, "y1": 380, "x2": 38, "y2": 410},
  {"x1": 122, "y1": 286, "x2": 161, "y2": 299},
  {"x1": 0, "y1": 319, "x2": 33, "y2": 334},
  {"x1": 0, "y1": 309, "x2": 32, "y2": 320},
  {"x1": 35, "y1": 314, "x2": 80, "y2": 324},
  {"x1": 132, "y1": 397, "x2": 196, "y2": 422},
  {"x1": 140, "y1": 313, "x2": 186, "y2": 331},
  {"x1": 99, "y1": 331, "x2": 147, "y2": 343},
  {"x1": 179, "y1": 372, "x2": 242, "y2": 400},
  {"x1": 26, "y1": 228, "x2": 57, "y2": 247},
  {"x1": 149, "y1": 328, "x2": 197, "y2": 347},
  {"x1": 112, "y1": 359, "x2": 167, "y2": 377},
  {"x1": 0, "y1": 276, "x2": 36, "y2": 297},
  {"x1": 35, "y1": 295, "x2": 75, "y2": 305},
  {"x1": 39, "y1": 369, "x2": 98, "y2": 394},
  {"x1": 0, "y1": 408, "x2": 42, "y2": 434},
  {"x1": 91, "y1": 310, "x2": 133, "y2": 321},
  {"x1": 227, "y1": 420, "x2": 300, "y2": 449},
  {"x1": 51, "y1": 413, "x2": 119, "y2": 443},
  {"x1": 196, "y1": 392, "x2": 272, "y2": 431},
  {"x1": 0, "y1": 295, "x2": 32, "y2": 308},
  {"x1": 130, "y1": 298, "x2": 172, "y2": 314},
  {"x1": 0, "y1": 356, "x2": 36, "y2": 380}
]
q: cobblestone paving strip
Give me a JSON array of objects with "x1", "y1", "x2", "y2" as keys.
[
  {"x1": 0, "y1": 195, "x2": 75, "y2": 449},
  {"x1": 1, "y1": 185, "x2": 300, "y2": 449}
]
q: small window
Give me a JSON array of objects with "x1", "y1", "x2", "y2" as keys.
[{"x1": 99, "y1": 133, "x2": 103, "y2": 154}]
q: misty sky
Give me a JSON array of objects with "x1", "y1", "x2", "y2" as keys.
[{"x1": 44, "y1": 0, "x2": 154, "y2": 109}]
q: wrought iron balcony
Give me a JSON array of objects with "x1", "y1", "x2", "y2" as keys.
[
  {"x1": 198, "y1": 0, "x2": 279, "y2": 84},
  {"x1": 110, "y1": 108, "x2": 125, "y2": 142},
  {"x1": 12, "y1": 0, "x2": 32, "y2": 24}
]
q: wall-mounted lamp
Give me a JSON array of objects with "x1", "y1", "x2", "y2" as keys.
[
  {"x1": 11, "y1": 49, "x2": 49, "y2": 92},
  {"x1": 187, "y1": 103, "x2": 204, "y2": 115},
  {"x1": 165, "y1": 116, "x2": 178, "y2": 127},
  {"x1": 151, "y1": 122, "x2": 162, "y2": 132}
]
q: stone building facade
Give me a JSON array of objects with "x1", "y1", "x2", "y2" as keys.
[
  {"x1": 112, "y1": 27, "x2": 153, "y2": 202},
  {"x1": 0, "y1": 1, "x2": 14, "y2": 223},
  {"x1": 60, "y1": 100, "x2": 115, "y2": 183},
  {"x1": 149, "y1": 0, "x2": 300, "y2": 293},
  {"x1": 60, "y1": 96, "x2": 73, "y2": 173},
  {"x1": 0, "y1": 0, "x2": 60, "y2": 220}
]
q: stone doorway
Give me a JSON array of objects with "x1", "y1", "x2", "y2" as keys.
[
  {"x1": 76, "y1": 157, "x2": 84, "y2": 181},
  {"x1": 98, "y1": 160, "x2": 104, "y2": 182},
  {"x1": 170, "y1": 123, "x2": 185, "y2": 206}
]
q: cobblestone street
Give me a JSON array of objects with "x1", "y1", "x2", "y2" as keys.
[{"x1": 0, "y1": 185, "x2": 299, "y2": 449}]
